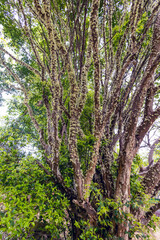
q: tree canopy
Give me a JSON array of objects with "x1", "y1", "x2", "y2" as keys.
[{"x1": 0, "y1": 0, "x2": 160, "y2": 239}]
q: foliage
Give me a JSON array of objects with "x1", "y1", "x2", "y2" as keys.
[
  {"x1": 0, "y1": 154, "x2": 70, "y2": 239},
  {"x1": 0, "y1": 0, "x2": 160, "y2": 239}
]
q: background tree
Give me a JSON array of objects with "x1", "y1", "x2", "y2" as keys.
[{"x1": 0, "y1": 0, "x2": 160, "y2": 239}]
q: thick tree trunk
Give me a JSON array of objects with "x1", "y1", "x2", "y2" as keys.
[
  {"x1": 71, "y1": 219, "x2": 82, "y2": 240},
  {"x1": 115, "y1": 149, "x2": 135, "y2": 240},
  {"x1": 68, "y1": 200, "x2": 98, "y2": 239}
]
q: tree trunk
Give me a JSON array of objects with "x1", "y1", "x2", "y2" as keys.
[{"x1": 115, "y1": 151, "x2": 134, "y2": 240}]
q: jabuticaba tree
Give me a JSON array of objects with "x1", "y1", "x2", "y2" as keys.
[{"x1": 0, "y1": 0, "x2": 160, "y2": 239}]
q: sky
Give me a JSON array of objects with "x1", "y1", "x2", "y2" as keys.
[
  {"x1": 0, "y1": 92, "x2": 12, "y2": 125},
  {"x1": 0, "y1": 91, "x2": 152, "y2": 160}
]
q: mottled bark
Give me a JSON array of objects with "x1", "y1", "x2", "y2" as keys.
[
  {"x1": 84, "y1": 0, "x2": 101, "y2": 195},
  {"x1": 114, "y1": 10, "x2": 160, "y2": 240},
  {"x1": 143, "y1": 201, "x2": 160, "y2": 225},
  {"x1": 1, "y1": 0, "x2": 160, "y2": 239},
  {"x1": 142, "y1": 159, "x2": 160, "y2": 195}
]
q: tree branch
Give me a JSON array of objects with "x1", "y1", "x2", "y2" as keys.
[
  {"x1": 148, "y1": 137, "x2": 160, "y2": 165},
  {"x1": 142, "y1": 158, "x2": 160, "y2": 195},
  {"x1": 0, "y1": 47, "x2": 41, "y2": 77},
  {"x1": 84, "y1": 0, "x2": 101, "y2": 195},
  {"x1": 143, "y1": 201, "x2": 160, "y2": 224}
]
